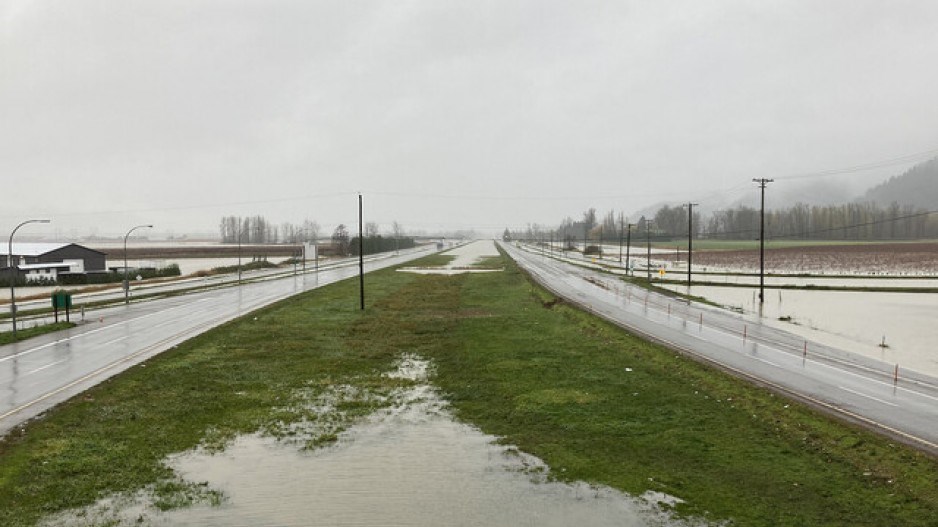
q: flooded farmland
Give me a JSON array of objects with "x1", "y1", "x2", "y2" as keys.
[
  {"x1": 657, "y1": 283, "x2": 938, "y2": 378},
  {"x1": 39, "y1": 357, "x2": 706, "y2": 527}
]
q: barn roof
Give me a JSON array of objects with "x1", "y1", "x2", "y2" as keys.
[{"x1": 7, "y1": 243, "x2": 104, "y2": 256}]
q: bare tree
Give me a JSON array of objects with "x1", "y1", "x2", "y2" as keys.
[
  {"x1": 302, "y1": 219, "x2": 320, "y2": 243},
  {"x1": 332, "y1": 224, "x2": 350, "y2": 255}
]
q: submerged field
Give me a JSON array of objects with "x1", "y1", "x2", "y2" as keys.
[
  {"x1": 0, "y1": 249, "x2": 936, "y2": 526},
  {"x1": 656, "y1": 241, "x2": 938, "y2": 275}
]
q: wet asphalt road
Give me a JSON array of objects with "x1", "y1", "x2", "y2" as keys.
[
  {"x1": 502, "y1": 242, "x2": 938, "y2": 455},
  {"x1": 0, "y1": 247, "x2": 435, "y2": 436}
]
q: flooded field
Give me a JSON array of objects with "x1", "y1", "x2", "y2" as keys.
[
  {"x1": 400, "y1": 240, "x2": 502, "y2": 275},
  {"x1": 660, "y1": 242, "x2": 938, "y2": 275},
  {"x1": 658, "y1": 283, "x2": 938, "y2": 377},
  {"x1": 40, "y1": 357, "x2": 705, "y2": 527}
]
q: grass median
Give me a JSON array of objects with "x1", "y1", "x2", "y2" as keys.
[{"x1": 0, "y1": 251, "x2": 936, "y2": 526}]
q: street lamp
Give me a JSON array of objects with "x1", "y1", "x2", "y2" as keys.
[
  {"x1": 123, "y1": 224, "x2": 153, "y2": 305},
  {"x1": 8, "y1": 219, "x2": 51, "y2": 337}
]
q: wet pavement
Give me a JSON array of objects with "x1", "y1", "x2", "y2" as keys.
[
  {"x1": 504, "y1": 242, "x2": 938, "y2": 455},
  {"x1": 657, "y1": 283, "x2": 938, "y2": 377},
  {"x1": 0, "y1": 247, "x2": 435, "y2": 436}
]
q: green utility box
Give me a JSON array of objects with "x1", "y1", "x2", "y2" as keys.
[
  {"x1": 51, "y1": 291, "x2": 73, "y2": 322},
  {"x1": 51, "y1": 292, "x2": 72, "y2": 309}
]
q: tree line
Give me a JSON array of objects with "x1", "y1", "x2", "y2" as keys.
[
  {"x1": 706, "y1": 202, "x2": 938, "y2": 240},
  {"x1": 508, "y1": 201, "x2": 938, "y2": 244},
  {"x1": 219, "y1": 216, "x2": 321, "y2": 244}
]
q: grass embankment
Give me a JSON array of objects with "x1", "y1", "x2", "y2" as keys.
[
  {"x1": 0, "y1": 323, "x2": 76, "y2": 346},
  {"x1": 0, "y1": 253, "x2": 936, "y2": 526}
]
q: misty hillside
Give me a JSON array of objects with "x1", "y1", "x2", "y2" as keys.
[{"x1": 863, "y1": 157, "x2": 938, "y2": 209}]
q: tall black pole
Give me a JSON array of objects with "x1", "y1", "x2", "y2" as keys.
[
  {"x1": 685, "y1": 203, "x2": 697, "y2": 288},
  {"x1": 583, "y1": 221, "x2": 590, "y2": 258},
  {"x1": 359, "y1": 193, "x2": 364, "y2": 310},
  {"x1": 646, "y1": 221, "x2": 652, "y2": 280},
  {"x1": 625, "y1": 223, "x2": 633, "y2": 276},
  {"x1": 753, "y1": 179, "x2": 773, "y2": 303},
  {"x1": 599, "y1": 224, "x2": 603, "y2": 257}
]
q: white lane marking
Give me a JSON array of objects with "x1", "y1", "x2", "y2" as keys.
[
  {"x1": 151, "y1": 320, "x2": 179, "y2": 331},
  {"x1": 510, "y1": 246, "x2": 938, "y2": 453},
  {"x1": 0, "y1": 298, "x2": 214, "y2": 365},
  {"x1": 27, "y1": 359, "x2": 68, "y2": 375},
  {"x1": 571, "y1": 264, "x2": 938, "y2": 406},
  {"x1": 840, "y1": 386, "x2": 899, "y2": 407},
  {"x1": 99, "y1": 336, "x2": 130, "y2": 347},
  {"x1": 810, "y1": 357, "x2": 938, "y2": 404},
  {"x1": 752, "y1": 356, "x2": 783, "y2": 368}
]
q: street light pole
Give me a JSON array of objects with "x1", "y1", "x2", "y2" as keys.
[
  {"x1": 8, "y1": 219, "x2": 51, "y2": 337},
  {"x1": 753, "y1": 178, "x2": 773, "y2": 303},
  {"x1": 123, "y1": 224, "x2": 153, "y2": 305}
]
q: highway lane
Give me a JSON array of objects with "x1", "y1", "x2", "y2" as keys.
[
  {"x1": 0, "y1": 251, "x2": 412, "y2": 331},
  {"x1": 0, "y1": 247, "x2": 436, "y2": 436},
  {"x1": 502, "y1": 242, "x2": 938, "y2": 455}
]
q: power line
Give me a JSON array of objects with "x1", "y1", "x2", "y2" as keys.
[{"x1": 775, "y1": 147, "x2": 938, "y2": 181}]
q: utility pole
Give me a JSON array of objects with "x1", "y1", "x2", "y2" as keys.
[
  {"x1": 646, "y1": 220, "x2": 653, "y2": 280},
  {"x1": 599, "y1": 224, "x2": 603, "y2": 258},
  {"x1": 753, "y1": 179, "x2": 773, "y2": 303},
  {"x1": 618, "y1": 214, "x2": 624, "y2": 264},
  {"x1": 359, "y1": 193, "x2": 365, "y2": 310},
  {"x1": 583, "y1": 221, "x2": 590, "y2": 259},
  {"x1": 624, "y1": 223, "x2": 634, "y2": 276},
  {"x1": 684, "y1": 203, "x2": 698, "y2": 288}
]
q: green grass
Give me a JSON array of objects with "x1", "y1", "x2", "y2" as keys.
[
  {"x1": 0, "y1": 253, "x2": 935, "y2": 526},
  {"x1": 403, "y1": 254, "x2": 455, "y2": 267},
  {"x1": 0, "y1": 322, "x2": 76, "y2": 346}
]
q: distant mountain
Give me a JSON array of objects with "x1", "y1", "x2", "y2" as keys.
[{"x1": 863, "y1": 157, "x2": 938, "y2": 209}]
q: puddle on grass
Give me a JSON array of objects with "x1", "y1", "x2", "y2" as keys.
[{"x1": 42, "y1": 357, "x2": 709, "y2": 527}]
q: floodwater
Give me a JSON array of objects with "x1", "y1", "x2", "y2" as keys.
[
  {"x1": 41, "y1": 358, "x2": 705, "y2": 527},
  {"x1": 656, "y1": 273, "x2": 938, "y2": 289},
  {"x1": 400, "y1": 240, "x2": 502, "y2": 275},
  {"x1": 658, "y1": 283, "x2": 938, "y2": 378}
]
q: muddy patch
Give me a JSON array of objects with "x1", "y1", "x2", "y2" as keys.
[{"x1": 41, "y1": 356, "x2": 711, "y2": 527}]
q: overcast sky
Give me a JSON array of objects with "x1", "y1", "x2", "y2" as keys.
[{"x1": 2, "y1": 1, "x2": 937, "y2": 239}]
